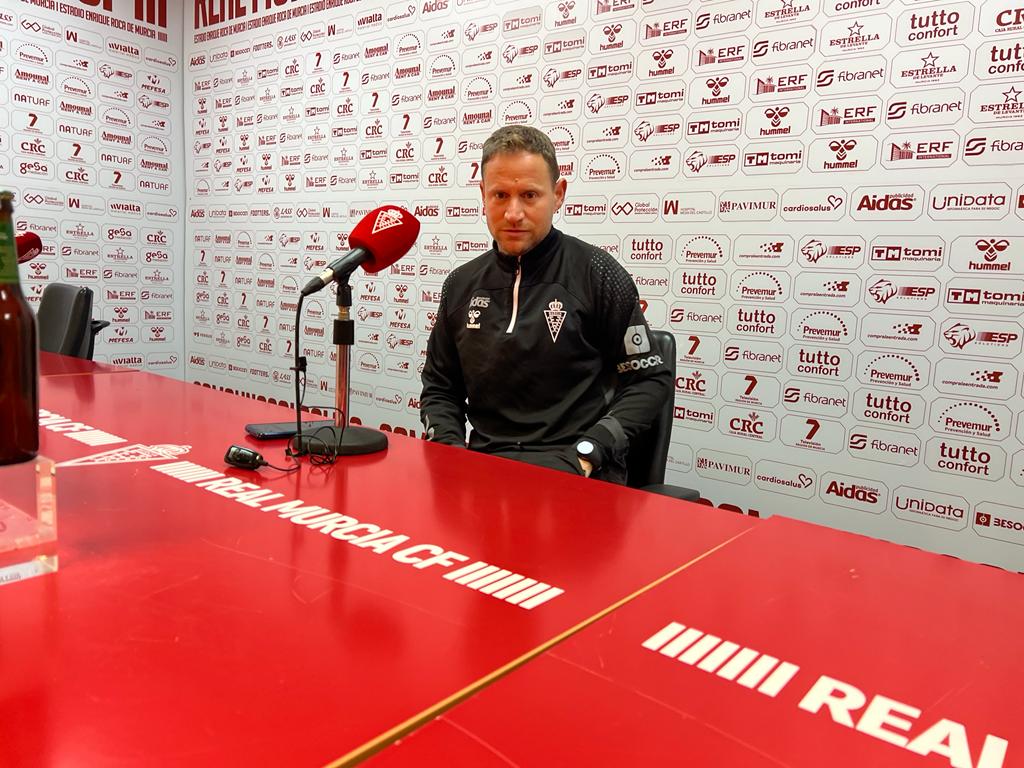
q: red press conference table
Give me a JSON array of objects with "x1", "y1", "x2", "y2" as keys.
[
  {"x1": 367, "y1": 515, "x2": 1023, "y2": 768},
  {"x1": 1, "y1": 355, "x2": 756, "y2": 767}
]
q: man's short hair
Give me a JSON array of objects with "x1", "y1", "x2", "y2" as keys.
[{"x1": 481, "y1": 126, "x2": 560, "y2": 184}]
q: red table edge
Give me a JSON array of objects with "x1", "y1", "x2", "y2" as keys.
[{"x1": 322, "y1": 526, "x2": 758, "y2": 767}]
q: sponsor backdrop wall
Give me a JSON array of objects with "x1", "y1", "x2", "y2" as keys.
[
  {"x1": 0, "y1": 0, "x2": 185, "y2": 374},
  {"x1": 195, "y1": 0, "x2": 1023, "y2": 570}
]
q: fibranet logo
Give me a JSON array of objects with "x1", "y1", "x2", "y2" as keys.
[
  {"x1": 694, "y1": 1, "x2": 753, "y2": 38},
  {"x1": 886, "y1": 86, "x2": 965, "y2": 129},
  {"x1": 782, "y1": 382, "x2": 849, "y2": 418},
  {"x1": 815, "y1": 55, "x2": 886, "y2": 95},
  {"x1": 963, "y1": 127, "x2": 1024, "y2": 165},
  {"x1": 751, "y1": 26, "x2": 817, "y2": 65},
  {"x1": 723, "y1": 339, "x2": 784, "y2": 372}
]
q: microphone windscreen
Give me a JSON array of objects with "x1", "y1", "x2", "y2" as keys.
[
  {"x1": 16, "y1": 232, "x2": 42, "y2": 264},
  {"x1": 348, "y1": 207, "x2": 421, "y2": 273}
]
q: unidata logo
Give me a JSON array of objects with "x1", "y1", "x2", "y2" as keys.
[
  {"x1": 930, "y1": 184, "x2": 1011, "y2": 220},
  {"x1": 892, "y1": 487, "x2": 967, "y2": 531}
]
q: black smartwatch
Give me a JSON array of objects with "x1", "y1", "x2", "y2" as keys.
[{"x1": 575, "y1": 439, "x2": 603, "y2": 472}]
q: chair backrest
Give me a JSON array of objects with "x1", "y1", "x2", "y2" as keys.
[
  {"x1": 37, "y1": 283, "x2": 95, "y2": 359},
  {"x1": 626, "y1": 329, "x2": 676, "y2": 488}
]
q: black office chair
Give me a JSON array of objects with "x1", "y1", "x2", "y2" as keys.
[
  {"x1": 626, "y1": 330, "x2": 701, "y2": 502},
  {"x1": 37, "y1": 283, "x2": 110, "y2": 360}
]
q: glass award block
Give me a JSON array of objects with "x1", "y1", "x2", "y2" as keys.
[{"x1": 0, "y1": 456, "x2": 58, "y2": 586}]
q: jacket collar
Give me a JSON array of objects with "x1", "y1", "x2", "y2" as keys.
[{"x1": 494, "y1": 227, "x2": 561, "y2": 274}]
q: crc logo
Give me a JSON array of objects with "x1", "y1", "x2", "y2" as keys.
[{"x1": 730, "y1": 411, "x2": 764, "y2": 434}]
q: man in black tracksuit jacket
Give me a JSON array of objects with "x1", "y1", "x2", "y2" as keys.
[{"x1": 419, "y1": 127, "x2": 671, "y2": 483}]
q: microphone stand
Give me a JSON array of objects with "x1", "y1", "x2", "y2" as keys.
[{"x1": 295, "y1": 276, "x2": 388, "y2": 456}]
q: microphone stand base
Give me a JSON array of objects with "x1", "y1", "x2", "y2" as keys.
[{"x1": 295, "y1": 425, "x2": 388, "y2": 456}]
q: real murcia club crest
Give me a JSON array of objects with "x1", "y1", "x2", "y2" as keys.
[
  {"x1": 544, "y1": 299, "x2": 567, "y2": 343},
  {"x1": 371, "y1": 208, "x2": 403, "y2": 234},
  {"x1": 56, "y1": 444, "x2": 192, "y2": 468}
]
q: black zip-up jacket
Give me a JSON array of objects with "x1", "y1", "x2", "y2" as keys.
[{"x1": 420, "y1": 228, "x2": 671, "y2": 480}]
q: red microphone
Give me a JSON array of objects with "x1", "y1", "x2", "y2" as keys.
[
  {"x1": 301, "y1": 206, "x2": 420, "y2": 296},
  {"x1": 16, "y1": 232, "x2": 43, "y2": 264}
]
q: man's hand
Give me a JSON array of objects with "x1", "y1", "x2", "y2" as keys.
[{"x1": 578, "y1": 458, "x2": 593, "y2": 478}]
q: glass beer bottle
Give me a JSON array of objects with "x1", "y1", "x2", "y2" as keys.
[{"x1": 0, "y1": 191, "x2": 39, "y2": 465}]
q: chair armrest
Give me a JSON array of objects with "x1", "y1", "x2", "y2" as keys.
[{"x1": 639, "y1": 483, "x2": 701, "y2": 502}]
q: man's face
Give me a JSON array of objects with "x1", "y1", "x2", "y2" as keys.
[{"x1": 480, "y1": 151, "x2": 566, "y2": 258}]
